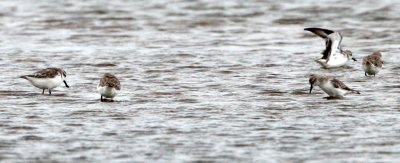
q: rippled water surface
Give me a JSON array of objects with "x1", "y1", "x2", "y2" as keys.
[{"x1": 1, "y1": 0, "x2": 400, "y2": 162}]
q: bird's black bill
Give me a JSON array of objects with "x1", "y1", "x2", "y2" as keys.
[
  {"x1": 309, "y1": 85, "x2": 313, "y2": 94},
  {"x1": 64, "y1": 80, "x2": 70, "y2": 88},
  {"x1": 352, "y1": 57, "x2": 357, "y2": 61}
]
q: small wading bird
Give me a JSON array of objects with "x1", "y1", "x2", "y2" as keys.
[
  {"x1": 309, "y1": 74, "x2": 360, "y2": 99},
  {"x1": 97, "y1": 73, "x2": 120, "y2": 102},
  {"x1": 304, "y1": 28, "x2": 357, "y2": 68},
  {"x1": 362, "y1": 51, "x2": 383, "y2": 77},
  {"x1": 20, "y1": 68, "x2": 70, "y2": 94}
]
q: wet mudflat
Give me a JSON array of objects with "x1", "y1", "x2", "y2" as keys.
[{"x1": 0, "y1": 0, "x2": 400, "y2": 162}]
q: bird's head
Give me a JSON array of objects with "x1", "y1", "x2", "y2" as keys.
[{"x1": 309, "y1": 74, "x2": 320, "y2": 93}]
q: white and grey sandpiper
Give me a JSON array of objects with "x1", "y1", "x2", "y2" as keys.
[
  {"x1": 309, "y1": 74, "x2": 360, "y2": 99},
  {"x1": 304, "y1": 28, "x2": 357, "y2": 68},
  {"x1": 97, "y1": 73, "x2": 121, "y2": 102},
  {"x1": 362, "y1": 51, "x2": 383, "y2": 77},
  {"x1": 20, "y1": 67, "x2": 70, "y2": 94}
]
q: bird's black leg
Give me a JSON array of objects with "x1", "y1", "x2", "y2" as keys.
[
  {"x1": 42, "y1": 89, "x2": 45, "y2": 94},
  {"x1": 49, "y1": 89, "x2": 52, "y2": 95},
  {"x1": 101, "y1": 96, "x2": 103, "y2": 102},
  {"x1": 365, "y1": 72, "x2": 367, "y2": 77}
]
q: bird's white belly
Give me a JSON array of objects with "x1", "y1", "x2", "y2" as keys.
[
  {"x1": 97, "y1": 85, "x2": 118, "y2": 98},
  {"x1": 363, "y1": 64, "x2": 380, "y2": 75},
  {"x1": 27, "y1": 76, "x2": 63, "y2": 89},
  {"x1": 319, "y1": 82, "x2": 346, "y2": 97},
  {"x1": 325, "y1": 54, "x2": 348, "y2": 68}
]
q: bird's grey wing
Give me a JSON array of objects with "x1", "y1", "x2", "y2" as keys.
[
  {"x1": 103, "y1": 76, "x2": 121, "y2": 90},
  {"x1": 337, "y1": 32, "x2": 343, "y2": 50},
  {"x1": 304, "y1": 28, "x2": 335, "y2": 39},
  {"x1": 113, "y1": 78, "x2": 121, "y2": 90},
  {"x1": 321, "y1": 38, "x2": 332, "y2": 60},
  {"x1": 31, "y1": 68, "x2": 58, "y2": 78},
  {"x1": 305, "y1": 28, "x2": 336, "y2": 61},
  {"x1": 327, "y1": 32, "x2": 342, "y2": 59},
  {"x1": 367, "y1": 55, "x2": 383, "y2": 68},
  {"x1": 331, "y1": 78, "x2": 352, "y2": 91}
]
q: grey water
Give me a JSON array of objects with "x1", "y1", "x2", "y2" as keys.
[{"x1": 0, "y1": 0, "x2": 400, "y2": 162}]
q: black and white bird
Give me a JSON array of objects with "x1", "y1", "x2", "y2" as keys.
[
  {"x1": 309, "y1": 74, "x2": 360, "y2": 99},
  {"x1": 20, "y1": 67, "x2": 70, "y2": 94},
  {"x1": 305, "y1": 28, "x2": 357, "y2": 68},
  {"x1": 97, "y1": 73, "x2": 121, "y2": 102},
  {"x1": 362, "y1": 51, "x2": 383, "y2": 77}
]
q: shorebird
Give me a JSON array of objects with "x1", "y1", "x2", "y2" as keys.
[
  {"x1": 362, "y1": 51, "x2": 383, "y2": 77},
  {"x1": 309, "y1": 74, "x2": 360, "y2": 99},
  {"x1": 304, "y1": 28, "x2": 357, "y2": 68},
  {"x1": 97, "y1": 73, "x2": 120, "y2": 102},
  {"x1": 20, "y1": 68, "x2": 70, "y2": 94}
]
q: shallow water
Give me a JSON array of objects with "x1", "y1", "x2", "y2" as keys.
[{"x1": 1, "y1": 0, "x2": 400, "y2": 162}]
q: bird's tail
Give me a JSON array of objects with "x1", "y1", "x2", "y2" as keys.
[
  {"x1": 20, "y1": 75, "x2": 28, "y2": 79},
  {"x1": 351, "y1": 89, "x2": 360, "y2": 94}
]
